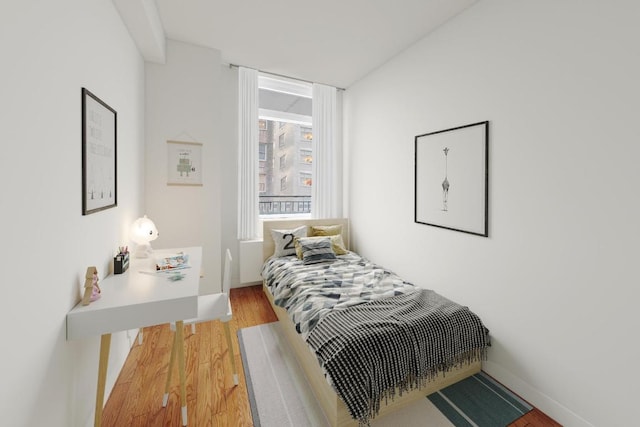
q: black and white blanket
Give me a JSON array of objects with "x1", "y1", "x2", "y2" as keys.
[{"x1": 306, "y1": 288, "x2": 489, "y2": 425}]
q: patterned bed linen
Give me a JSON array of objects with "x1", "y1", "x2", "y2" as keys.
[
  {"x1": 261, "y1": 251, "x2": 416, "y2": 339},
  {"x1": 262, "y1": 251, "x2": 489, "y2": 425}
]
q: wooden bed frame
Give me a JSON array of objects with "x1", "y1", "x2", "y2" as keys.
[{"x1": 261, "y1": 218, "x2": 481, "y2": 427}]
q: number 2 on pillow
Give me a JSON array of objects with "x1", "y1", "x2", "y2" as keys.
[{"x1": 282, "y1": 233, "x2": 295, "y2": 250}]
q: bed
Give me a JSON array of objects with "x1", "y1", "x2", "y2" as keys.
[{"x1": 261, "y1": 218, "x2": 489, "y2": 426}]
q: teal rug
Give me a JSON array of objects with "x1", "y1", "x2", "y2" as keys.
[
  {"x1": 239, "y1": 322, "x2": 531, "y2": 427},
  {"x1": 428, "y1": 371, "x2": 532, "y2": 427}
]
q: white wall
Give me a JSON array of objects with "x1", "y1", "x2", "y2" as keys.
[
  {"x1": 0, "y1": 1, "x2": 145, "y2": 426},
  {"x1": 145, "y1": 42, "x2": 243, "y2": 291},
  {"x1": 145, "y1": 40, "x2": 223, "y2": 294},
  {"x1": 344, "y1": 1, "x2": 639, "y2": 426}
]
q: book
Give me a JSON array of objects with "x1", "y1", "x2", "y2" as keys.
[{"x1": 155, "y1": 252, "x2": 190, "y2": 271}]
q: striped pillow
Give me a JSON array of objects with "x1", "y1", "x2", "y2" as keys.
[
  {"x1": 298, "y1": 237, "x2": 337, "y2": 264},
  {"x1": 294, "y1": 234, "x2": 348, "y2": 259}
]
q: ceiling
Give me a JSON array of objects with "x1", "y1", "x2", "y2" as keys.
[{"x1": 117, "y1": 0, "x2": 477, "y2": 89}]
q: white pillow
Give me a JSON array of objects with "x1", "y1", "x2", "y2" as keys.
[{"x1": 271, "y1": 226, "x2": 307, "y2": 257}]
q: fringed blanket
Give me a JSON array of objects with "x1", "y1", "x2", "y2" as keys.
[{"x1": 306, "y1": 288, "x2": 489, "y2": 426}]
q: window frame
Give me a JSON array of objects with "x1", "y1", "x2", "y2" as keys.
[{"x1": 258, "y1": 74, "x2": 313, "y2": 219}]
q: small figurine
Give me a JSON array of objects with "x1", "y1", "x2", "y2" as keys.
[
  {"x1": 90, "y1": 271, "x2": 101, "y2": 302},
  {"x1": 82, "y1": 266, "x2": 101, "y2": 305}
]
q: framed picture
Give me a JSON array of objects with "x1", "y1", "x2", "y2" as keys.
[
  {"x1": 82, "y1": 88, "x2": 117, "y2": 215},
  {"x1": 414, "y1": 121, "x2": 488, "y2": 237},
  {"x1": 167, "y1": 140, "x2": 203, "y2": 186}
]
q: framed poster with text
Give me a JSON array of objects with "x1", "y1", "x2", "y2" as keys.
[{"x1": 82, "y1": 88, "x2": 117, "y2": 215}]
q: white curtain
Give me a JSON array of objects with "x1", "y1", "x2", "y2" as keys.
[
  {"x1": 312, "y1": 83, "x2": 339, "y2": 218},
  {"x1": 237, "y1": 67, "x2": 259, "y2": 240}
]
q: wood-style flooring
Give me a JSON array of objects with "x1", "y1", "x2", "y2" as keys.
[{"x1": 101, "y1": 285, "x2": 561, "y2": 426}]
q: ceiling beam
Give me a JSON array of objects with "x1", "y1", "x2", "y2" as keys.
[{"x1": 113, "y1": 0, "x2": 166, "y2": 63}]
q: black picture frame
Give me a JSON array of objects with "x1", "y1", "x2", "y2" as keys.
[
  {"x1": 82, "y1": 88, "x2": 117, "y2": 215},
  {"x1": 414, "y1": 121, "x2": 489, "y2": 237}
]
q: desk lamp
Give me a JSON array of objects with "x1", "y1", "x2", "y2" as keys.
[{"x1": 130, "y1": 215, "x2": 158, "y2": 258}]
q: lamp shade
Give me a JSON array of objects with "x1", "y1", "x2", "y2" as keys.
[{"x1": 130, "y1": 215, "x2": 158, "y2": 257}]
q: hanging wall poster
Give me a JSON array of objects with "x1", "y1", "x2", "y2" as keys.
[
  {"x1": 82, "y1": 88, "x2": 117, "y2": 215},
  {"x1": 414, "y1": 121, "x2": 489, "y2": 237},
  {"x1": 167, "y1": 140, "x2": 203, "y2": 186}
]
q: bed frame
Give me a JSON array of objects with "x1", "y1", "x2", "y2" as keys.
[{"x1": 261, "y1": 218, "x2": 481, "y2": 427}]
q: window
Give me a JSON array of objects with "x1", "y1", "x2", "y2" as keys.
[
  {"x1": 299, "y1": 148, "x2": 312, "y2": 164},
  {"x1": 259, "y1": 174, "x2": 266, "y2": 194},
  {"x1": 258, "y1": 74, "x2": 313, "y2": 217},
  {"x1": 301, "y1": 127, "x2": 313, "y2": 141},
  {"x1": 259, "y1": 143, "x2": 267, "y2": 161},
  {"x1": 299, "y1": 171, "x2": 312, "y2": 187}
]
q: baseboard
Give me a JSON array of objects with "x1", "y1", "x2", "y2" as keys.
[
  {"x1": 482, "y1": 361, "x2": 593, "y2": 427},
  {"x1": 232, "y1": 281, "x2": 262, "y2": 288}
]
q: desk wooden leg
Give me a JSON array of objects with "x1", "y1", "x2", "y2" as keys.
[
  {"x1": 94, "y1": 333, "x2": 111, "y2": 427},
  {"x1": 175, "y1": 320, "x2": 188, "y2": 426},
  {"x1": 222, "y1": 321, "x2": 239, "y2": 385},
  {"x1": 163, "y1": 330, "x2": 178, "y2": 407}
]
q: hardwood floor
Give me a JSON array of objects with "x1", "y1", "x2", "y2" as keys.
[
  {"x1": 102, "y1": 285, "x2": 276, "y2": 426},
  {"x1": 102, "y1": 284, "x2": 561, "y2": 426},
  {"x1": 511, "y1": 409, "x2": 562, "y2": 427}
]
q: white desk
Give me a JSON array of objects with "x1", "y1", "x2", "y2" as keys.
[{"x1": 67, "y1": 247, "x2": 202, "y2": 427}]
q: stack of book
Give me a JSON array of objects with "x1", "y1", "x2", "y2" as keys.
[{"x1": 155, "y1": 252, "x2": 190, "y2": 271}]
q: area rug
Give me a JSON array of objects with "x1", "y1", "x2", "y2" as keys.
[{"x1": 238, "y1": 322, "x2": 531, "y2": 427}]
